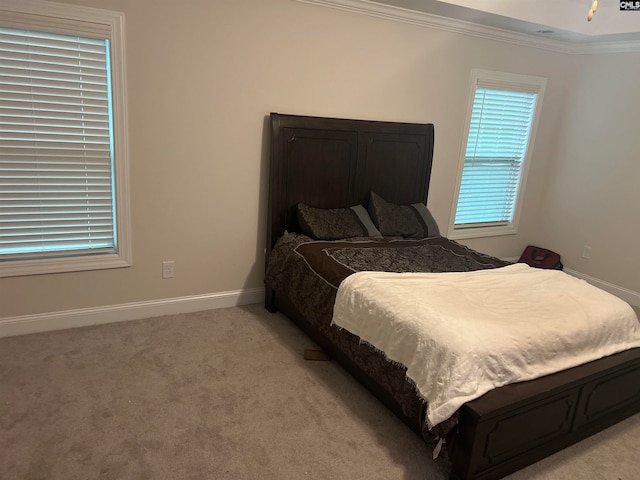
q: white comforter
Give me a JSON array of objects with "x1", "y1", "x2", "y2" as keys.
[{"x1": 331, "y1": 263, "x2": 640, "y2": 428}]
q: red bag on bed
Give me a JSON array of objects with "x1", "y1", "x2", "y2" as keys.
[{"x1": 518, "y1": 245, "x2": 563, "y2": 270}]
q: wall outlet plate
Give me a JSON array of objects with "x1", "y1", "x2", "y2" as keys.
[{"x1": 162, "y1": 261, "x2": 174, "y2": 278}]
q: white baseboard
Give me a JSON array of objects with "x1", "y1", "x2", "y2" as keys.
[
  {"x1": 502, "y1": 256, "x2": 520, "y2": 263},
  {"x1": 501, "y1": 257, "x2": 640, "y2": 307},
  {"x1": 0, "y1": 287, "x2": 265, "y2": 338},
  {"x1": 563, "y1": 268, "x2": 640, "y2": 308},
  {"x1": 3, "y1": 268, "x2": 637, "y2": 339}
]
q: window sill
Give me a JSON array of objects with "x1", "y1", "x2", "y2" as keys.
[
  {"x1": 448, "y1": 224, "x2": 518, "y2": 240},
  {"x1": 0, "y1": 253, "x2": 131, "y2": 278}
]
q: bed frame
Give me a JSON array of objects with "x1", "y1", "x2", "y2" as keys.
[{"x1": 265, "y1": 113, "x2": 640, "y2": 480}]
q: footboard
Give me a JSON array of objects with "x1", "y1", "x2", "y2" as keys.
[{"x1": 449, "y1": 348, "x2": 640, "y2": 480}]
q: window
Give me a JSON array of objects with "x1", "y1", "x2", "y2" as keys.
[
  {"x1": 449, "y1": 69, "x2": 546, "y2": 239},
  {"x1": 0, "y1": 0, "x2": 130, "y2": 277}
]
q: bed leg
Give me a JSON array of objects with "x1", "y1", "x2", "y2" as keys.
[{"x1": 265, "y1": 286, "x2": 277, "y2": 313}]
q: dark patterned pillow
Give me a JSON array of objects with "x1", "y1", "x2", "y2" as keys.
[
  {"x1": 367, "y1": 191, "x2": 440, "y2": 238},
  {"x1": 297, "y1": 203, "x2": 382, "y2": 240}
]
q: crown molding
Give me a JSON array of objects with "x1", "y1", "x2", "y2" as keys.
[{"x1": 296, "y1": 0, "x2": 640, "y2": 54}]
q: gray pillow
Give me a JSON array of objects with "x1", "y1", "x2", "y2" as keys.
[
  {"x1": 297, "y1": 203, "x2": 382, "y2": 240},
  {"x1": 367, "y1": 191, "x2": 440, "y2": 238}
]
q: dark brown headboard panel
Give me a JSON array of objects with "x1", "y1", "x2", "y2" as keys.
[{"x1": 267, "y1": 113, "x2": 434, "y2": 252}]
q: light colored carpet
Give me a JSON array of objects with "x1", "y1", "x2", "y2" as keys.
[{"x1": 1, "y1": 304, "x2": 639, "y2": 479}]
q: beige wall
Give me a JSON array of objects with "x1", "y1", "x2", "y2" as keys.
[
  {"x1": 529, "y1": 52, "x2": 640, "y2": 293},
  {"x1": 0, "y1": 0, "x2": 637, "y2": 318}
]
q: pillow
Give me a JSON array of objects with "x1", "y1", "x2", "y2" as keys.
[
  {"x1": 367, "y1": 191, "x2": 440, "y2": 238},
  {"x1": 297, "y1": 203, "x2": 382, "y2": 240}
]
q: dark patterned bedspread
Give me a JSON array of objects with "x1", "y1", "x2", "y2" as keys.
[
  {"x1": 293, "y1": 235, "x2": 508, "y2": 288},
  {"x1": 265, "y1": 233, "x2": 509, "y2": 441}
]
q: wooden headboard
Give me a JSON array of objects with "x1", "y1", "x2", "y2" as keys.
[{"x1": 267, "y1": 113, "x2": 435, "y2": 252}]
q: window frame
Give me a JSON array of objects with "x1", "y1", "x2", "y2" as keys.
[
  {"x1": 448, "y1": 69, "x2": 546, "y2": 240},
  {"x1": 0, "y1": 0, "x2": 131, "y2": 277}
]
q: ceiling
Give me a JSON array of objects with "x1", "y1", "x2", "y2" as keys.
[{"x1": 371, "y1": 0, "x2": 640, "y2": 43}]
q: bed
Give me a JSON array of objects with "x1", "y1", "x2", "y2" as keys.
[{"x1": 263, "y1": 113, "x2": 640, "y2": 480}]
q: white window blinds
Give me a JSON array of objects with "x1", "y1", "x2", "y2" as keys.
[
  {"x1": 449, "y1": 69, "x2": 546, "y2": 240},
  {"x1": 454, "y1": 87, "x2": 537, "y2": 227},
  {"x1": 0, "y1": 26, "x2": 117, "y2": 260}
]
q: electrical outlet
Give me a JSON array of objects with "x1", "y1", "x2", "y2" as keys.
[
  {"x1": 162, "y1": 260, "x2": 174, "y2": 278},
  {"x1": 582, "y1": 246, "x2": 592, "y2": 259}
]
